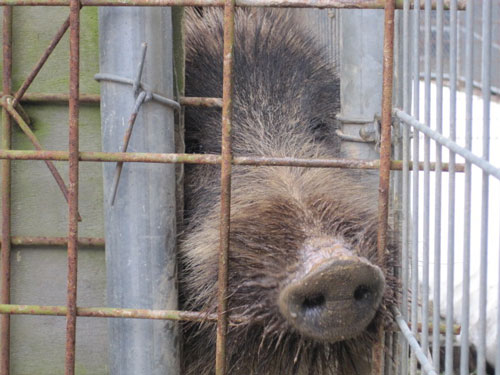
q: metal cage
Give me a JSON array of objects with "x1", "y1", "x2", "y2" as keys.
[{"x1": 0, "y1": 0, "x2": 498, "y2": 375}]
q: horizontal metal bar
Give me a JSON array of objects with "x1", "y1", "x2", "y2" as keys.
[
  {"x1": 180, "y1": 96, "x2": 222, "y2": 107},
  {"x1": 0, "y1": 149, "x2": 465, "y2": 172},
  {"x1": 0, "y1": 302, "x2": 463, "y2": 337},
  {"x1": 393, "y1": 307, "x2": 438, "y2": 375},
  {"x1": 0, "y1": 236, "x2": 104, "y2": 247},
  {"x1": 0, "y1": 92, "x2": 221, "y2": 107},
  {"x1": 395, "y1": 109, "x2": 500, "y2": 180},
  {"x1": 0, "y1": 303, "x2": 242, "y2": 323},
  {"x1": 0, "y1": 0, "x2": 466, "y2": 8},
  {"x1": 2, "y1": 92, "x2": 100, "y2": 104}
]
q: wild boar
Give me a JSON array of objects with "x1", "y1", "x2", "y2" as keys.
[{"x1": 180, "y1": 8, "x2": 397, "y2": 375}]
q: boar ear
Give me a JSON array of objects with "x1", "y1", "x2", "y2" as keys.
[{"x1": 309, "y1": 119, "x2": 342, "y2": 151}]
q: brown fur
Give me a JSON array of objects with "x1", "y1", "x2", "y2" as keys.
[{"x1": 180, "y1": 8, "x2": 398, "y2": 375}]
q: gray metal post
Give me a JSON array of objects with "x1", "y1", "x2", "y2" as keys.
[
  {"x1": 339, "y1": 9, "x2": 384, "y2": 162},
  {"x1": 98, "y1": 7, "x2": 179, "y2": 375}
]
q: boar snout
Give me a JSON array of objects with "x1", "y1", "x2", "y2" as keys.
[{"x1": 278, "y1": 242, "x2": 385, "y2": 342}]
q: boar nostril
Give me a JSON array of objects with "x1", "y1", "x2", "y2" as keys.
[
  {"x1": 301, "y1": 294, "x2": 325, "y2": 311},
  {"x1": 353, "y1": 285, "x2": 371, "y2": 302}
]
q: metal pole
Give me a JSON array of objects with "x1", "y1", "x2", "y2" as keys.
[
  {"x1": 432, "y1": 1, "x2": 444, "y2": 369},
  {"x1": 445, "y1": 2, "x2": 457, "y2": 375},
  {"x1": 422, "y1": 0, "x2": 431, "y2": 357},
  {"x1": 459, "y1": 2, "x2": 474, "y2": 373},
  {"x1": 410, "y1": 2, "x2": 420, "y2": 374},
  {"x1": 0, "y1": 5, "x2": 13, "y2": 375},
  {"x1": 98, "y1": 7, "x2": 179, "y2": 375},
  {"x1": 215, "y1": 0, "x2": 236, "y2": 373},
  {"x1": 400, "y1": 1, "x2": 411, "y2": 373},
  {"x1": 65, "y1": 0, "x2": 80, "y2": 372},
  {"x1": 374, "y1": 1, "x2": 396, "y2": 374},
  {"x1": 477, "y1": 0, "x2": 492, "y2": 374}
]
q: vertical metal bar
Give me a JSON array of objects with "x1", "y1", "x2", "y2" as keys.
[
  {"x1": 400, "y1": 1, "x2": 410, "y2": 374},
  {"x1": 445, "y1": 2, "x2": 457, "y2": 375},
  {"x1": 374, "y1": 1, "x2": 395, "y2": 373},
  {"x1": 459, "y1": 2, "x2": 473, "y2": 374},
  {"x1": 0, "y1": 6, "x2": 12, "y2": 375},
  {"x1": 410, "y1": 1, "x2": 420, "y2": 374},
  {"x1": 65, "y1": 0, "x2": 80, "y2": 373},
  {"x1": 410, "y1": 109, "x2": 420, "y2": 375},
  {"x1": 412, "y1": 1, "x2": 420, "y2": 120},
  {"x1": 390, "y1": 10, "x2": 403, "y2": 372},
  {"x1": 477, "y1": 1, "x2": 491, "y2": 374},
  {"x1": 497, "y1": 215, "x2": 500, "y2": 375},
  {"x1": 377, "y1": 0, "x2": 395, "y2": 277},
  {"x1": 173, "y1": 6, "x2": 186, "y2": 231},
  {"x1": 215, "y1": 0, "x2": 235, "y2": 373},
  {"x1": 421, "y1": 0, "x2": 431, "y2": 358},
  {"x1": 432, "y1": 0, "x2": 443, "y2": 371}
]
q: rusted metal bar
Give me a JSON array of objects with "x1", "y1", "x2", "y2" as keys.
[
  {"x1": 0, "y1": 236, "x2": 105, "y2": 247},
  {"x1": 0, "y1": 6, "x2": 13, "y2": 375},
  {"x1": 173, "y1": 6, "x2": 186, "y2": 247},
  {"x1": 64, "y1": 0, "x2": 80, "y2": 372},
  {"x1": 0, "y1": 97, "x2": 82, "y2": 221},
  {"x1": 0, "y1": 302, "x2": 465, "y2": 335},
  {"x1": 0, "y1": 0, "x2": 466, "y2": 9},
  {"x1": 180, "y1": 96, "x2": 222, "y2": 107},
  {"x1": 0, "y1": 148, "x2": 466, "y2": 172},
  {"x1": 373, "y1": 0, "x2": 395, "y2": 374},
  {"x1": 377, "y1": 0, "x2": 395, "y2": 276},
  {"x1": 3, "y1": 92, "x2": 221, "y2": 107},
  {"x1": 13, "y1": 15, "x2": 71, "y2": 103},
  {"x1": 0, "y1": 303, "x2": 249, "y2": 324},
  {"x1": 215, "y1": 0, "x2": 235, "y2": 373},
  {"x1": 2, "y1": 92, "x2": 100, "y2": 103}
]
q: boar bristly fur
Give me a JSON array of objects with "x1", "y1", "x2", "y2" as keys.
[{"x1": 181, "y1": 8, "x2": 397, "y2": 375}]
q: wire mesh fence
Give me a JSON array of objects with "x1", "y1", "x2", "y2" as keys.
[{"x1": 396, "y1": 1, "x2": 499, "y2": 375}]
